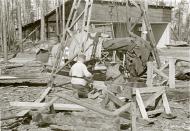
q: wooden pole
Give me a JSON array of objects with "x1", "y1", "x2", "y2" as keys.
[
  {"x1": 131, "y1": 90, "x2": 136, "y2": 131},
  {"x1": 40, "y1": 0, "x2": 45, "y2": 41},
  {"x1": 146, "y1": 62, "x2": 153, "y2": 87},
  {"x1": 17, "y1": 0, "x2": 23, "y2": 52},
  {"x1": 141, "y1": 0, "x2": 148, "y2": 40},
  {"x1": 169, "y1": 58, "x2": 175, "y2": 88},
  {"x1": 48, "y1": 0, "x2": 66, "y2": 87},
  {"x1": 1, "y1": 0, "x2": 8, "y2": 63}
]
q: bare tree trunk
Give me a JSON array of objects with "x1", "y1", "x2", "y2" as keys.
[
  {"x1": 17, "y1": 0, "x2": 23, "y2": 52},
  {"x1": 56, "y1": 0, "x2": 59, "y2": 39},
  {"x1": 62, "y1": 0, "x2": 65, "y2": 36},
  {"x1": 0, "y1": 0, "x2": 3, "y2": 52},
  {"x1": 40, "y1": 0, "x2": 45, "y2": 41},
  {"x1": 1, "y1": 0, "x2": 8, "y2": 62}
]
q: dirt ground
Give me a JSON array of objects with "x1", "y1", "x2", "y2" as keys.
[
  {"x1": 0, "y1": 81, "x2": 189, "y2": 130},
  {"x1": 0, "y1": 55, "x2": 189, "y2": 131}
]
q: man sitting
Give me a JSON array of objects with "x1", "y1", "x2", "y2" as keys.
[{"x1": 69, "y1": 54, "x2": 92, "y2": 98}]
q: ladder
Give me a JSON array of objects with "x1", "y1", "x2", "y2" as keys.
[
  {"x1": 128, "y1": 0, "x2": 161, "y2": 68},
  {"x1": 139, "y1": 2, "x2": 161, "y2": 68},
  {"x1": 48, "y1": 0, "x2": 93, "y2": 87}
]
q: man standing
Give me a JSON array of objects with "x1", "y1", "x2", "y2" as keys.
[{"x1": 69, "y1": 54, "x2": 92, "y2": 98}]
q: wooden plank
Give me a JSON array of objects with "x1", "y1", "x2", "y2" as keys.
[
  {"x1": 169, "y1": 58, "x2": 176, "y2": 88},
  {"x1": 147, "y1": 108, "x2": 164, "y2": 115},
  {"x1": 132, "y1": 86, "x2": 165, "y2": 94},
  {"x1": 16, "y1": 87, "x2": 52, "y2": 117},
  {"x1": 162, "y1": 92, "x2": 171, "y2": 114},
  {"x1": 153, "y1": 63, "x2": 169, "y2": 79},
  {"x1": 146, "y1": 62, "x2": 154, "y2": 87},
  {"x1": 131, "y1": 94, "x2": 137, "y2": 131},
  {"x1": 135, "y1": 89, "x2": 148, "y2": 119},
  {"x1": 10, "y1": 102, "x2": 86, "y2": 111},
  {"x1": 106, "y1": 90, "x2": 125, "y2": 107},
  {"x1": 113, "y1": 103, "x2": 131, "y2": 116},
  {"x1": 144, "y1": 89, "x2": 164, "y2": 108},
  {"x1": 160, "y1": 62, "x2": 169, "y2": 71},
  {"x1": 153, "y1": 66, "x2": 169, "y2": 79},
  {"x1": 56, "y1": 93, "x2": 114, "y2": 116},
  {"x1": 57, "y1": 93, "x2": 131, "y2": 116},
  {"x1": 38, "y1": 96, "x2": 59, "y2": 113},
  {"x1": 0, "y1": 76, "x2": 43, "y2": 80},
  {"x1": 3, "y1": 64, "x2": 24, "y2": 69}
]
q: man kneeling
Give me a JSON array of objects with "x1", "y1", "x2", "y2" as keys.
[{"x1": 69, "y1": 54, "x2": 92, "y2": 98}]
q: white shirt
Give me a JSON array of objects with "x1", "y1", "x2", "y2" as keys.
[{"x1": 70, "y1": 61, "x2": 92, "y2": 86}]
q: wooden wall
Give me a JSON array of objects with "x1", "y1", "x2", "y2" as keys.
[
  {"x1": 46, "y1": 2, "x2": 172, "y2": 23},
  {"x1": 22, "y1": 1, "x2": 172, "y2": 40},
  {"x1": 79, "y1": 2, "x2": 172, "y2": 23}
]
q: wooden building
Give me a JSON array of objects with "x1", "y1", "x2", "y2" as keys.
[{"x1": 22, "y1": 0, "x2": 173, "y2": 48}]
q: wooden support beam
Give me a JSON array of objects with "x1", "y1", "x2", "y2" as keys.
[
  {"x1": 169, "y1": 58, "x2": 176, "y2": 88},
  {"x1": 141, "y1": 0, "x2": 148, "y2": 40},
  {"x1": 10, "y1": 102, "x2": 86, "y2": 111},
  {"x1": 86, "y1": 0, "x2": 93, "y2": 33},
  {"x1": 146, "y1": 62, "x2": 154, "y2": 87},
  {"x1": 68, "y1": 0, "x2": 83, "y2": 31},
  {"x1": 131, "y1": 93, "x2": 136, "y2": 131},
  {"x1": 69, "y1": 10, "x2": 85, "y2": 30},
  {"x1": 153, "y1": 66, "x2": 169, "y2": 79},
  {"x1": 132, "y1": 86, "x2": 165, "y2": 94},
  {"x1": 160, "y1": 63, "x2": 169, "y2": 71},
  {"x1": 162, "y1": 92, "x2": 171, "y2": 114},
  {"x1": 135, "y1": 89, "x2": 148, "y2": 119},
  {"x1": 40, "y1": 0, "x2": 46, "y2": 41},
  {"x1": 65, "y1": 0, "x2": 77, "y2": 28},
  {"x1": 153, "y1": 62, "x2": 169, "y2": 79},
  {"x1": 82, "y1": 0, "x2": 89, "y2": 30}
]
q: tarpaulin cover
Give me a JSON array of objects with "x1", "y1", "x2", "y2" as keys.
[{"x1": 103, "y1": 37, "x2": 153, "y2": 77}]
